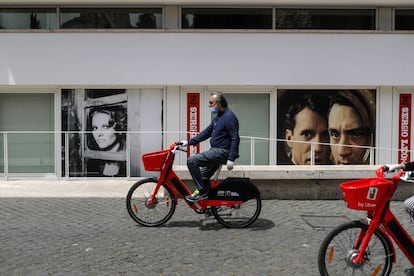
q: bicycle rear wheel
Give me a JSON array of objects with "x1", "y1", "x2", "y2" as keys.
[
  {"x1": 212, "y1": 195, "x2": 261, "y2": 228},
  {"x1": 318, "y1": 220, "x2": 393, "y2": 276},
  {"x1": 126, "y1": 178, "x2": 176, "y2": 227}
]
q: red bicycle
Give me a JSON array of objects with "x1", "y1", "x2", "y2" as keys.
[
  {"x1": 126, "y1": 142, "x2": 262, "y2": 228},
  {"x1": 318, "y1": 165, "x2": 414, "y2": 276}
]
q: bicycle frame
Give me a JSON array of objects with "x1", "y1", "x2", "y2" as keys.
[
  {"x1": 147, "y1": 143, "x2": 244, "y2": 211},
  {"x1": 351, "y1": 167, "x2": 414, "y2": 265}
]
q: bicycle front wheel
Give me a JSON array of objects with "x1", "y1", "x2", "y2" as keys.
[
  {"x1": 126, "y1": 178, "x2": 176, "y2": 227},
  {"x1": 212, "y1": 195, "x2": 261, "y2": 228},
  {"x1": 318, "y1": 220, "x2": 393, "y2": 276}
]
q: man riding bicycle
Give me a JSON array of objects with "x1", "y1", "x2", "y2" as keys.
[{"x1": 181, "y1": 92, "x2": 240, "y2": 202}]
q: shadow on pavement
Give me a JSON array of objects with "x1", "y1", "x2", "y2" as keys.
[{"x1": 163, "y1": 218, "x2": 275, "y2": 231}]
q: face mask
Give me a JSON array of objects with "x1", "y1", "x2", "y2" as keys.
[{"x1": 209, "y1": 107, "x2": 218, "y2": 113}]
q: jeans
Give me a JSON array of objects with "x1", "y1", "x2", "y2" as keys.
[{"x1": 187, "y1": 147, "x2": 229, "y2": 194}]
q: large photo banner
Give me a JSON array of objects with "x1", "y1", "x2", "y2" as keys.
[
  {"x1": 277, "y1": 89, "x2": 376, "y2": 165},
  {"x1": 62, "y1": 88, "x2": 163, "y2": 177}
]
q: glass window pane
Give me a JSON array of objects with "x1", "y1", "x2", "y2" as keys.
[
  {"x1": 277, "y1": 89, "x2": 376, "y2": 165},
  {"x1": 0, "y1": 134, "x2": 3, "y2": 173},
  {"x1": 8, "y1": 133, "x2": 54, "y2": 173},
  {"x1": 182, "y1": 8, "x2": 272, "y2": 29},
  {"x1": 0, "y1": 8, "x2": 56, "y2": 29},
  {"x1": 276, "y1": 9, "x2": 376, "y2": 30},
  {"x1": 60, "y1": 8, "x2": 162, "y2": 29},
  {"x1": 0, "y1": 93, "x2": 55, "y2": 173},
  {"x1": 62, "y1": 88, "x2": 163, "y2": 177},
  {"x1": 225, "y1": 94, "x2": 270, "y2": 165},
  {"x1": 395, "y1": 9, "x2": 414, "y2": 30}
]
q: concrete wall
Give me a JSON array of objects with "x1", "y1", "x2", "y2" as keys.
[
  {"x1": 1, "y1": 32, "x2": 414, "y2": 86},
  {"x1": 175, "y1": 165, "x2": 412, "y2": 200}
]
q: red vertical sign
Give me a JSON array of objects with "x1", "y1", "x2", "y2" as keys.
[
  {"x1": 187, "y1": 93, "x2": 200, "y2": 157},
  {"x1": 399, "y1": 94, "x2": 411, "y2": 163}
]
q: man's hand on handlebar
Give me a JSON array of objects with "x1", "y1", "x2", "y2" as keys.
[
  {"x1": 384, "y1": 164, "x2": 402, "y2": 173},
  {"x1": 177, "y1": 140, "x2": 188, "y2": 146}
]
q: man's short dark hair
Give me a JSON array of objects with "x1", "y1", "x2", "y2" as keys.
[
  {"x1": 328, "y1": 91, "x2": 373, "y2": 131},
  {"x1": 284, "y1": 94, "x2": 329, "y2": 132}
]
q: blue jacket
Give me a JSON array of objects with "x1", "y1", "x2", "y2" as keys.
[{"x1": 189, "y1": 108, "x2": 240, "y2": 161}]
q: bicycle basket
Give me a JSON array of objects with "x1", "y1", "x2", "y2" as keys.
[
  {"x1": 340, "y1": 178, "x2": 392, "y2": 211},
  {"x1": 141, "y1": 149, "x2": 170, "y2": 171}
]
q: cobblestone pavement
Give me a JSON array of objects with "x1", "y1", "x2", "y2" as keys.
[{"x1": 1, "y1": 198, "x2": 413, "y2": 275}]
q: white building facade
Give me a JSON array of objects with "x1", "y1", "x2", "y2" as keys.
[{"x1": 0, "y1": 0, "x2": 414, "y2": 179}]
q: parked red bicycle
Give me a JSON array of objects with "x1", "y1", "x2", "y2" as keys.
[
  {"x1": 126, "y1": 142, "x2": 261, "y2": 228},
  {"x1": 318, "y1": 165, "x2": 414, "y2": 275}
]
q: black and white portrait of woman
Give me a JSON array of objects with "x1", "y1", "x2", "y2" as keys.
[
  {"x1": 85, "y1": 105, "x2": 127, "y2": 176},
  {"x1": 61, "y1": 88, "x2": 163, "y2": 178}
]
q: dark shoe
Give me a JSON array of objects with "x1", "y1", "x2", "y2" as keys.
[
  {"x1": 405, "y1": 268, "x2": 414, "y2": 276},
  {"x1": 185, "y1": 192, "x2": 208, "y2": 202}
]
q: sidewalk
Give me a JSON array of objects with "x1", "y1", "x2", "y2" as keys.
[
  {"x1": 0, "y1": 179, "x2": 140, "y2": 198},
  {"x1": 1, "y1": 197, "x2": 412, "y2": 275},
  {"x1": 1, "y1": 175, "x2": 412, "y2": 200},
  {"x1": 1, "y1": 178, "x2": 413, "y2": 274}
]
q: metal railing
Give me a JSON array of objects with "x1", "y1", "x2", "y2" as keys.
[{"x1": 0, "y1": 130, "x2": 410, "y2": 179}]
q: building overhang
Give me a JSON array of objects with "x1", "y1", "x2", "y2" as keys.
[{"x1": 0, "y1": 0, "x2": 413, "y2": 7}]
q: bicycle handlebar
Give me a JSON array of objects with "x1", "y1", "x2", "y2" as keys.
[
  {"x1": 169, "y1": 142, "x2": 187, "y2": 153},
  {"x1": 377, "y1": 165, "x2": 414, "y2": 183},
  {"x1": 375, "y1": 166, "x2": 386, "y2": 178}
]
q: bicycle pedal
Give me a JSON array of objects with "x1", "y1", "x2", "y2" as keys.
[
  {"x1": 205, "y1": 208, "x2": 213, "y2": 217},
  {"x1": 194, "y1": 208, "x2": 205, "y2": 214}
]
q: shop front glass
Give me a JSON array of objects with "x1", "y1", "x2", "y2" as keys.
[
  {"x1": 0, "y1": 134, "x2": 3, "y2": 173},
  {"x1": 226, "y1": 93, "x2": 270, "y2": 165},
  {"x1": 0, "y1": 93, "x2": 55, "y2": 173},
  {"x1": 277, "y1": 89, "x2": 376, "y2": 165},
  {"x1": 61, "y1": 88, "x2": 163, "y2": 177}
]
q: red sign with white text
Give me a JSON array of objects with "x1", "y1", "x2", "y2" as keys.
[
  {"x1": 399, "y1": 94, "x2": 411, "y2": 163},
  {"x1": 187, "y1": 93, "x2": 200, "y2": 157}
]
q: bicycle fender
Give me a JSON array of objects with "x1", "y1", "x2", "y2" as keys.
[{"x1": 208, "y1": 177, "x2": 260, "y2": 201}]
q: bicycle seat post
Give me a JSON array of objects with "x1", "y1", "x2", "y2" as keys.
[
  {"x1": 213, "y1": 165, "x2": 223, "y2": 182},
  {"x1": 209, "y1": 165, "x2": 223, "y2": 189}
]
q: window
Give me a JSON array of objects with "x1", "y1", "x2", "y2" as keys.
[
  {"x1": 60, "y1": 8, "x2": 162, "y2": 29},
  {"x1": 182, "y1": 8, "x2": 272, "y2": 29},
  {"x1": 0, "y1": 134, "x2": 3, "y2": 173},
  {"x1": 62, "y1": 88, "x2": 163, "y2": 177},
  {"x1": 395, "y1": 9, "x2": 414, "y2": 30},
  {"x1": 276, "y1": 9, "x2": 376, "y2": 30},
  {"x1": 277, "y1": 89, "x2": 376, "y2": 165},
  {"x1": 225, "y1": 93, "x2": 270, "y2": 165},
  {"x1": 0, "y1": 93, "x2": 55, "y2": 173},
  {"x1": 0, "y1": 8, "x2": 56, "y2": 29}
]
